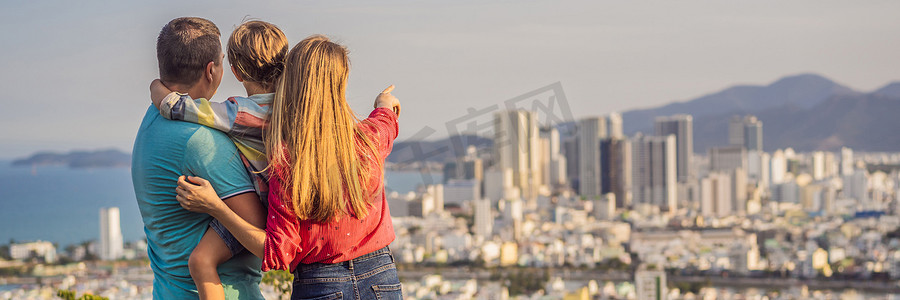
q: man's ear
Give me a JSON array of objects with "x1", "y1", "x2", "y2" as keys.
[
  {"x1": 205, "y1": 61, "x2": 216, "y2": 83},
  {"x1": 231, "y1": 65, "x2": 245, "y2": 83}
]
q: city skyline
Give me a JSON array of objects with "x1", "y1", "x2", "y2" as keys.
[
  {"x1": 7, "y1": 105, "x2": 900, "y2": 298},
  {"x1": 3, "y1": 2, "x2": 900, "y2": 298}
]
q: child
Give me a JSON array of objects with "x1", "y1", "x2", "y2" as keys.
[{"x1": 149, "y1": 20, "x2": 287, "y2": 300}]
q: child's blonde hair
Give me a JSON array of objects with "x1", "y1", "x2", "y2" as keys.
[{"x1": 227, "y1": 20, "x2": 288, "y2": 90}]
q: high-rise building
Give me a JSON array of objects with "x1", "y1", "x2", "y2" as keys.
[
  {"x1": 501, "y1": 198, "x2": 524, "y2": 241},
  {"x1": 562, "y1": 136, "x2": 580, "y2": 191},
  {"x1": 443, "y1": 179, "x2": 481, "y2": 207},
  {"x1": 549, "y1": 155, "x2": 567, "y2": 188},
  {"x1": 730, "y1": 244, "x2": 762, "y2": 275},
  {"x1": 540, "y1": 127, "x2": 566, "y2": 189},
  {"x1": 710, "y1": 145, "x2": 748, "y2": 172},
  {"x1": 770, "y1": 149, "x2": 787, "y2": 184},
  {"x1": 773, "y1": 181, "x2": 800, "y2": 204},
  {"x1": 812, "y1": 151, "x2": 826, "y2": 180},
  {"x1": 729, "y1": 115, "x2": 763, "y2": 151},
  {"x1": 494, "y1": 110, "x2": 540, "y2": 200},
  {"x1": 99, "y1": 207, "x2": 123, "y2": 261},
  {"x1": 654, "y1": 115, "x2": 693, "y2": 183},
  {"x1": 841, "y1": 147, "x2": 854, "y2": 176},
  {"x1": 593, "y1": 193, "x2": 617, "y2": 221},
  {"x1": 483, "y1": 168, "x2": 514, "y2": 205},
  {"x1": 607, "y1": 112, "x2": 623, "y2": 139},
  {"x1": 843, "y1": 170, "x2": 868, "y2": 202},
  {"x1": 732, "y1": 167, "x2": 748, "y2": 215},
  {"x1": 473, "y1": 198, "x2": 493, "y2": 239},
  {"x1": 701, "y1": 172, "x2": 732, "y2": 217},
  {"x1": 578, "y1": 117, "x2": 607, "y2": 198},
  {"x1": 631, "y1": 134, "x2": 677, "y2": 212},
  {"x1": 600, "y1": 138, "x2": 632, "y2": 208},
  {"x1": 747, "y1": 151, "x2": 771, "y2": 189},
  {"x1": 409, "y1": 184, "x2": 444, "y2": 217},
  {"x1": 729, "y1": 116, "x2": 745, "y2": 146},
  {"x1": 428, "y1": 184, "x2": 444, "y2": 213},
  {"x1": 744, "y1": 117, "x2": 763, "y2": 152},
  {"x1": 442, "y1": 150, "x2": 483, "y2": 184}
]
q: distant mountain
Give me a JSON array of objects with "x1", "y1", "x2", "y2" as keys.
[
  {"x1": 389, "y1": 74, "x2": 900, "y2": 161},
  {"x1": 387, "y1": 134, "x2": 492, "y2": 164},
  {"x1": 874, "y1": 82, "x2": 900, "y2": 98},
  {"x1": 614, "y1": 73, "x2": 900, "y2": 152},
  {"x1": 691, "y1": 93, "x2": 900, "y2": 152},
  {"x1": 622, "y1": 73, "x2": 860, "y2": 134},
  {"x1": 12, "y1": 149, "x2": 131, "y2": 168}
]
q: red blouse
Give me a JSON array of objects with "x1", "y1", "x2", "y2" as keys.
[{"x1": 262, "y1": 107, "x2": 398, "y2": 272}]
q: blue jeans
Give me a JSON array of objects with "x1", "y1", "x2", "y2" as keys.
[{"x1": 291, "y1": 246, "x2": 402, "y2": 300}]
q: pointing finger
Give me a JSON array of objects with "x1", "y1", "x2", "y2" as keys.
[{"x1": 381, "y1": 85, "x2": 395, "y2": 94}]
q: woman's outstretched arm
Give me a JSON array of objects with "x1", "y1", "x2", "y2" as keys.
[{"x1": 176, "y1": 175, "x2": 266, "y2": 258}]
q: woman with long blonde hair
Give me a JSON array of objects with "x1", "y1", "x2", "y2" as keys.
[{"x1": 175, "y1": 35, "x2": 403, "y2": 299}]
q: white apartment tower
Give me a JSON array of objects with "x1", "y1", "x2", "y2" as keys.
[
  {"x1": 473, "y1": 198, "x2": 493, "y2": 240},
  {"x1": 494, "y1": 110, "x2": 541, "y2": 201},
  {"x1": 99, "y1": 207, "x2": 123, "y2": 261},
  {"x1": 607, "y1": 112, "x2": 623, "y2": 139},
  {"x1": 841, "y1": 147, "x2": 854, "y2": 176}
]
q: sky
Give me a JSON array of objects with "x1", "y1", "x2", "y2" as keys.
[{"x1": 1, "y1": 0, "x2": 899, "y2": 159}]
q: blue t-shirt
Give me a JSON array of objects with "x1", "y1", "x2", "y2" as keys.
[{"x1": 132, "y1": 106, "x2": 263, "y2": 299}]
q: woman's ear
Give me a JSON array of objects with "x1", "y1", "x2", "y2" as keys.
[{"x1": 231, "y1": 65, "x2": 245, "y2": 82}]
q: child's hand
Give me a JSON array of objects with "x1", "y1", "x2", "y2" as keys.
[
  {"x1": 175, "y1": 175, "x2": 226, "y2": 215},
  {"x1": 374, "y1": 85, "x2": 400, "y2": 117},
  {"x1": 150, "y1": 79, "x2": 174, "y2": 109}
]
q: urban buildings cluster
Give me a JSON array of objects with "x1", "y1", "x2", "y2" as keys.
[
  {"x1": 384, "y1": 109, "x2": 900, "y2": 298},
  {"x1": 4, "y1": 108, "x2": 900, "y2": 298}
]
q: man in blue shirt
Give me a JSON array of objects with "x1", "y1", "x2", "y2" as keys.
[{"x1": 132, "y1": 17, "x2": 265, "y2": 299}]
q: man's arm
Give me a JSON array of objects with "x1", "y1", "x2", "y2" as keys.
[
  {"x1": 219, "y1": 191, "x2": 266, "y2": 257},
  {"x1": 183, "y1": 128, "x2": 264, "y2": 256},
  {"x1": 222, "y1": 192, "x2": 266, "y2": 231},
  {"x1": 177, "y1": 176, "x2": 266, "y2": 258}
]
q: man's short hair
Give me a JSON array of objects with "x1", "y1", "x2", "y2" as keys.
[
  {"x1": 157, "y1": 17, "x2": 222, "y2": 86},
  {"x1": 227, "y1": 20, "x2": 288, "y2": 89}
]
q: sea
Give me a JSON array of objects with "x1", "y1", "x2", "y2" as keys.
[{"x1": 0, "y1": 160, "x2": 440, "y2": 247}]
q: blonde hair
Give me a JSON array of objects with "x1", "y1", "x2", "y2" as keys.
[
  {"x1": 266, "y1": 35, "x2": 379, "y2": 223},
  {"x1": 227, "y1": 20, "x2": 288, "y2": 90}
]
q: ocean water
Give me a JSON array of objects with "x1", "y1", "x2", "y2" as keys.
[{"x1": 0, "y1": 160, "x2": 439, "y2": 247}]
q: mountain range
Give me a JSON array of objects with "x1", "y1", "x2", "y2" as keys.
[
  {"x1": 387, "y1": 74, "x2": 900, "y2": 163},
  {"x1": 12, "y1": 149, "x2": 131, "y2": 168},
  {"x1": 13, "y1": 74, "x2": 899, "y2": 165},
  {"x1": 623, "y1": 73, "x2": 900, "y2": 153}
]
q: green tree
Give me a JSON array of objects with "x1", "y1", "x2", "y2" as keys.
[
  {"x1": 56, "y1": 289, "x2": 108, "y2": 300},
  {"x1": 0, "y1": 244, "x2": 10, "y2": 260},
  {"x1": 262, "y1": 270, "x2": 294, "y2": 299}
]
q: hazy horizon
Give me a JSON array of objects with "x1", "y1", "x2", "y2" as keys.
[{"x1": 2, "y1": 0, "x2": 900, "y2": 159}]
